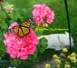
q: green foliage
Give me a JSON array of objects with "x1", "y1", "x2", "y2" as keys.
[{"x1": 37, "y1": 38, "x2": 48, "y2": 56}]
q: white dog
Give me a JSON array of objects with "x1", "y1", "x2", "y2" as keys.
[{"x1": 38, "y1": 32, "x2": 74, "y2": 50}]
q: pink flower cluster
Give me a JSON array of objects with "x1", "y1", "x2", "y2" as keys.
[
  {"x1": 4, "y1": 22, "x2": 38, "y2": 60},
  {"x1": 32, "y1": 4, "x2": 55, "y2": 25}
]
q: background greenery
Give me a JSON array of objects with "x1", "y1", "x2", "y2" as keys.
[
  {"x1": 0, "y1": 0, "x2": 77, "y2": 68},
  {"x1": 6, "y1": 0, "x2": 77, "y2": 40},
  {"x1": 6, "y1": 0, "x2": 77, "y2": 50}
]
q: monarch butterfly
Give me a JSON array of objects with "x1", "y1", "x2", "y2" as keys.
[{"x1": 12, "y1": 20, "x2": 30, "y2": 37}]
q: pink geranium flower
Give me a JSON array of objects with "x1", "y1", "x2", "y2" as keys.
[
  {"x1": 4, "y1": 22, "x2": 39, "y2": 60},
  {"x1": 32, "y1": 4, "x2": 55, "y2": 25}
]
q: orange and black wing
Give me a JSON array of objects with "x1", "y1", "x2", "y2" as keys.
[
  {"x1": 12, "y1": 26, "x2": 19, "y2": 34},
  {"x1": 20, "y1": 26, "x2": 30, "y2": 36},
  {"x1": 13, "y1": 26, "x2": 30, "y2": 37},
  {"x1": 12, "y1": 20, "x2": 30, "y2": 37},
  {"x1": 18, "y1": 27, "x2": 24, "y2": 36},
  {"x1": 22, "y1": 20, "x2": 30, "y2": 28}
]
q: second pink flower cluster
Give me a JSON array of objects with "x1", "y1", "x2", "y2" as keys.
[{"x1": 32, "y1": 4, "x2": 55, "y2": 25}]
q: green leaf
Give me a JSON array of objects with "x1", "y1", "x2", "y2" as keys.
[
  {"x1": 37, "y1": 38, "x2": 48, "y2": 55},
  {"x1": 0, "y1": 44, "x2": 6, "y2": 57},
  {"x1": 28, "y1": 53, "x2": 37, "y2": 63},
  {"x1": 36, "y1": 27, "x2": 44, "y2": 36},
  {"x1": 0, "y1": 22, "x2": 8, "y2": 31},
  {"x1": 10, "y1": 59, "x2": 21, "y2": 67}
]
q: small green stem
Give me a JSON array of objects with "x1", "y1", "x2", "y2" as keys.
[{"x1": 35, "y1": 27, "x2": 68, "y2": 32}]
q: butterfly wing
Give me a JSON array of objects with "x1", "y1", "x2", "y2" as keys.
[
  {"x1": 18, "y1": 27, "x2": 24, "y2": 36},
  {"x1": 22, "y1": 20, "x2": 30, "y2": 28},
  {"x1": 12, "y1": 20, "x2": 30, "y2": 37},
  {"x1": 13, "y1": 26, "x2": 30, "y2": 37},
  {"x1": 20, "y1": 20, "x2": 30, "y2": 36},
  {"x1": 12, "y1": 26, "x2": 24, "y2": 36},
  {"x1": 12, "y1": 26, "x2": 19, "y2": 34},
  {"x1": 21, "y1": 26, "x2": 30, "y2": 36}
]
